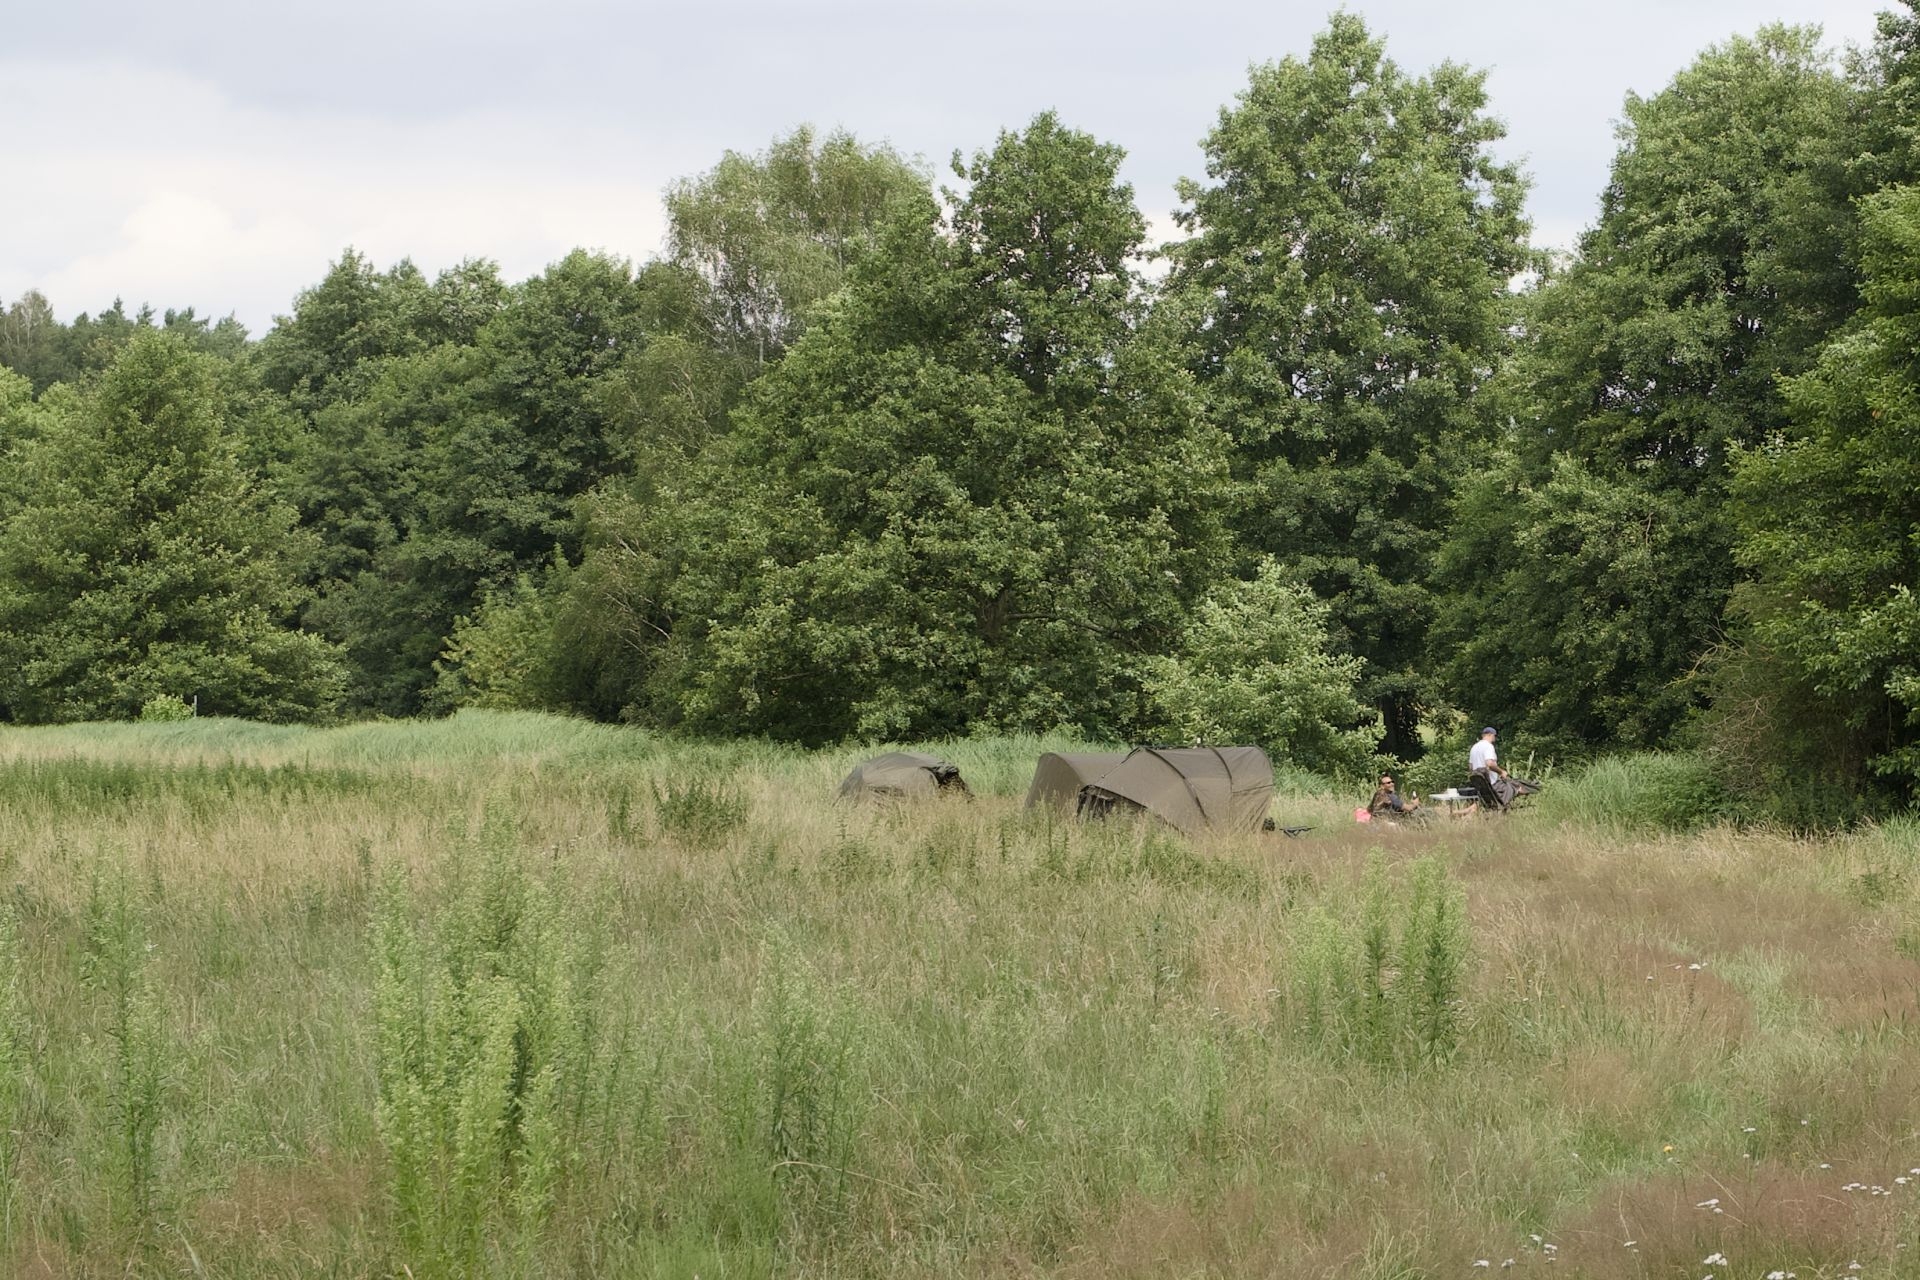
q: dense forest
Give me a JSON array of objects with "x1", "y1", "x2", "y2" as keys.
[{"x1": 2, "y1": 10, "x2": 1917, "y2": 823}]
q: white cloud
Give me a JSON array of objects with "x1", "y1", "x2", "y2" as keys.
[
  {"x1": 0, "y1": 0, "x2": 1890, "y2": 334},
  {"x1": 1, "y1": 60, "x2": 673, "y2": 330}
]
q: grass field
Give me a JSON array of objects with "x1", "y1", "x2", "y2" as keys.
[{"x1": 0, "y1": 710, "x2": 1916, "y2": 1278}]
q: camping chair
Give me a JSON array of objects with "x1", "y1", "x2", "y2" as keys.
[{"x1": 1465, "y1": 771, "x2": 1540, "y2": 814}]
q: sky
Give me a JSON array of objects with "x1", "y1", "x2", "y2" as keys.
[{"x1": 0, "y1": 0, "x2": 1889, "y2": 334}]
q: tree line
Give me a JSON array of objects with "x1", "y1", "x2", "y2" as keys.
[{"x1": 1, "y1": 10, "x2": 1916, "y2": 822}]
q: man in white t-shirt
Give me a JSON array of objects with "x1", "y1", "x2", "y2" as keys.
[
  {"x1": 1469, "y1": 727, "x2": 1501, "y2": 777},
  {"x1": 1469, "y1": 726, "x2": 1516, "y2": 805}
]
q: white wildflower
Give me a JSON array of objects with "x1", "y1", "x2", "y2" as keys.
[{"x1": 1704, "y1": 1254, "x2": 1728, "y2": 1266}]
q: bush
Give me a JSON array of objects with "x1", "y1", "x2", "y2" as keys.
[
  {"x1": 1145, "y1": 560, "x2": 1384, "y2": 781},
  {"x1": 1702, "y1": 636, "x2": 1888, "y2": 829},
  {"x1": 430, "y1": 568, "x2": 570, "y2": 716},
  {"x1": 1282, "y1": 854, "x2": 1470, "y2": 1069},
  {"x1": 1551, "y1": 753, "x2": 1730, "y2": 832},
  {"x1": 373, "y1": 822, "x2": 607, "y2": 1273},
  {"x1": 652, "y1": 776, "x2": 748, "y2": 847},
  {"x1": 137, "y1": 695, "x2": 194, "y2": 723}
]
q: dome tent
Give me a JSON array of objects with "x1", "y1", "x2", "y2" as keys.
[
  {"x1": 838, "y1": 752, "x2": 969, "y2": 800},
  {"x1": 1024, "y1": 746, "x2": 1274, "y2": 835}
]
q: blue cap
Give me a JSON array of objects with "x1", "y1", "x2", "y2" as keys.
[{"x1": 1481, "y1": 726, "x2": 1497, "y2": 735}]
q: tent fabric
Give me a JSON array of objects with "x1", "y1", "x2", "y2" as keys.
[
  {"x1": 1024, "y1": 752, "x2": 1130, "y2": 813},
  {"x1": 1024, "y1": 746, "x2": 1274, "y2": 835},
  {"x1": 838, "y1": 752, "x2": 966, "y2": 800}
]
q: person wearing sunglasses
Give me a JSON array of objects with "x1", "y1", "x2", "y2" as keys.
[{"x1": 1367, "y1": 772, "x2": 1420, "y2": 818}]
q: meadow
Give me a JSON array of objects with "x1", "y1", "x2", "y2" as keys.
[{"x1": 0, "y1": 710, "x2": 1916, "y2": 1278}]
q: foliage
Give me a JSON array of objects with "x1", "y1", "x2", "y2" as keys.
[
  {"x1": 1283, "y1": 854, "x2": 1470, "y2": 1069},
  {"x1": 4, "y1": 14, "x2": 1917, "y2": 809},
  {"x1": 736, "y1": 936, "x2": 868, "y2": 1231},
  {"x1": 665, "y1": 125, "x2": 929, "y2": 364},
  {"x1": 1548, "y1": 752, "x2": 1730, "y2": 833},
  {"x1": 1433, "y1": 454, "x2": 1720, "y2": 756},
  {"x1": 1442, "y1": 27, "x2": 1862, "y2": 753},
  {"x1": 137, "y1": 695, "x2": 194, "y2": 723},
  {"x1": 1, "y1": 291, "x2": 249, "y2": 394},
  {"x1": 627, "y1": 112, "x2": 1229, "y2": 744},
  {"x1": 1711, "y1": 183, "x2": 1920, "y2": 816},
  {"x1": 651, "y1": 774, "x2": 749, "y2": 847},
  {"x1": 1166, "y1": 12, "x2": 1532, "y2": 755},
  {"x1": 1144, "y1": 560, "x2": 1381, "y2": 780},
  {"x1": 0, "y1": 332, "x2": 345, "y2": 722},
  {"x1": 373, "y1": 820, "x2": 605, "y2": 1274}
]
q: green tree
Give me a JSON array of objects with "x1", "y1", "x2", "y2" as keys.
[
  {"x1": 0, "y1": 332, "x2": 343, "y2": 722},
  {"x1": 1145, "y1": 560, "x2": 1383, "y2": 779},
  {"x1": 1434, "y1": 455, "x2": 1720, "y2": 756},
  {"x1": 1857, "y1": 1, "x2": 1920, "y2": 193},
  {"x1": 665, "y1": 125, "x2": 929, "y2": 365},
  {"x1": 1165, "y1": 14, "x2": 1532, "y2": 756},
  {"x1": 255, "y1": 250, "x2": 503, "y2": 413},
  {"x1": 280, "y1": 251, "x2": 651, "y2": 715},
  {"x1": 1711, "y1": 184, "x2": 1920, "y2": 815},
  {"x1": 618, "y1": 113, "x2": 1228, "y2": 742},
  {"x1": 0, "y1": 292, "x2": 69, "y2": 391},
  {"x1": 1435, "y1": 25, "x2": 1860, "y2": 753}
]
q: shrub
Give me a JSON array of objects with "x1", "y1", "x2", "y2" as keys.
[
  {"x1": 652, "y1": 775, "x2": 748, "y2": 847},
  {"x1": 1282, "y1": 854, "x2": 1469, "y2": 1069},
  {"x1": 429, "y1": 569, "x2": 565, "y2": 715},
  {"x1": 1144, "y1": 559, "x2": 1385, "y2": 782},
  {"x1": 373, "y1": 823, "x2": 607, "y2": 1273},
  {"x1": 1702, "y1": 636, "x2": 1887, "y2": 829},
  {"x1": 137, "y1": 695, "x2": 193, "y2": 723},
  {"x1": 80, "y1": 865, "x2": 168, "y2": 1240},
  {"x1": 719, "y1": 935, "x2": 869, "y2": 1240},
  {"x1": 1552, "y1": 753, "x2": 1731, "y2": 832}
]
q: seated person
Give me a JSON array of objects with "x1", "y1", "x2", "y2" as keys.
[
  {"x1": 1367, "y1": 772, "x2": 1421, "y2": 818},
  {"x1": 1469, "y1": 726, "x2": 1519, "y2": 806}
]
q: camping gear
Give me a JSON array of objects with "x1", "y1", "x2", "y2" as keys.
[
  {"x1": 1464, "y1": 770, "x2": 1542, "y2": 814},
  {"x1": 838, "y1": 752, "x2": 968, "y2": 800},
  {"x1": 1024, "y1": 746, "x2": 1274, "y2": 836}
]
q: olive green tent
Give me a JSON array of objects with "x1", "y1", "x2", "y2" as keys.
[
  {"x1": 838, "y1": 752, "x2": 968, "y2": 800},
  {"x1": 1024, "y1": 746, "x2": 1274, "y2": 835}
]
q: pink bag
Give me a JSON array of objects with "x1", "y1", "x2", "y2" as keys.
[{"x1": 1353, "y1": 807, "x2": 1372, "y2": 823}]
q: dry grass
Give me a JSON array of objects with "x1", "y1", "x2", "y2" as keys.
[{"x1": 0, "y1": 712, "x2": 1915, "y2": 1277}]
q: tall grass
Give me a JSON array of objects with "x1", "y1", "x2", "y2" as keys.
[
  {"x1": 0, "y1": 901, "x2": 22, "y2": 1239},
  {"x1": 373, "y1": 816, "x2": 606, "y2": 1274},
  {"x1": 0, "y1": 712, "x2": 1908, "y2": 1277},
  {"x1": 80, "y1": 863, "x2": 169, "y2": 1244},
  {"x1": 1549, "y1": 751, "x2": 1730, "y2": 831},
  {"x1": 1283, "y1": 853, "x2": 1470, "y2": 1068}
]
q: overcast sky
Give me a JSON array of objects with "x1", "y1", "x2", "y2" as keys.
[{"x1": 1, "y1": 0, "x2": 1888, "y2": 334}]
